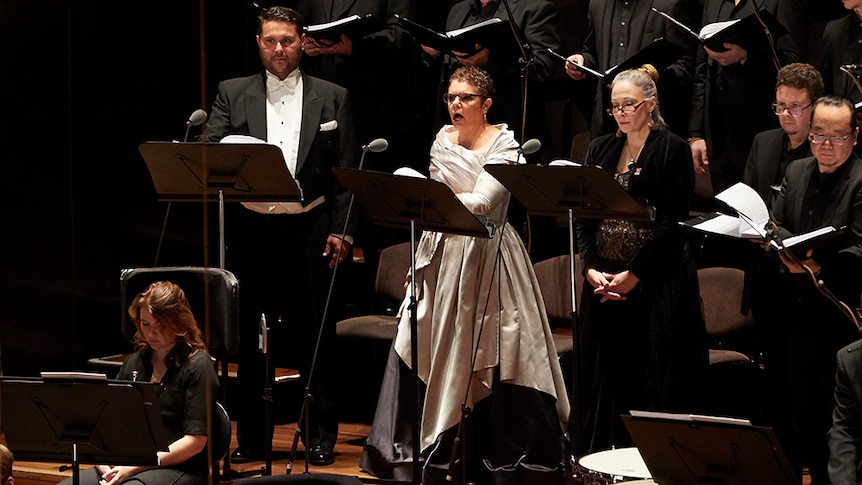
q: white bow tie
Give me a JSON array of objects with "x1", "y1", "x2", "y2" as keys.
[{"x1": 267, "y1": 76, "x2": 297, "y2": 94}]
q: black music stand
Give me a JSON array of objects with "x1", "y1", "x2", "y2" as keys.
[
  {"x1": 485, "y1": 164, "x2": 650, "y2": 458},
  {"x1": 333, "y1": 167, "x2": 493, "y2": 484},
  {"x1": 1, "y1": 376, "x2": 170, "y2": 485},
  {"x1": 138, "y1": 141, "x2": 302, "y2": 267},
  {"x1": 138, "y1": 141, "x2": 301, "y2": 475},
  {"x1": 622, "y1": 413, "x2": 799, "y2": 484}
]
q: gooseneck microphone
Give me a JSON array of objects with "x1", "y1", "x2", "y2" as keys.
[
  {"x1": 285, "y1": 136, "x2": 389, "y2": 476},
  {"x1": 517, "y1": 138, "x2": 542, "y2": 163},
  {"x1": 183, "y1": 108, "x2": 208, "y2": 143},
  {"x1": 362, "y1": 138, "x2": 389, "y2": 153}
]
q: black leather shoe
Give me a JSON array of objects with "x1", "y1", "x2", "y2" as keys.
[
  {"x1": 308, "y1": 444, "x2": 335, "y2": 466},
  {"x1": 230, "y1": 447, "x2": 264, "y2": 463}
]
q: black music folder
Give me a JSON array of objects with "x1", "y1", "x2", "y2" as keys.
[
  {"x1": 549, "y1": 38, "x2": 684, "y2": 82},
  {"x1": 622, "y1": 411, "x2": 799, "y2": 485},
  {"x1": 394, "y1": 13, "x2": 511, "y2": 55},
  {"x1": 653, "y1": 7, "x2": 786, "y2": 52},
  {"x1": 304, "y1": 14, "x2": 383, "y2": 44}
]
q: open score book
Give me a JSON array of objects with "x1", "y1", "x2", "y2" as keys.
[{"x1": 684, "y1": 182, "x2": 860, "y2": 257}]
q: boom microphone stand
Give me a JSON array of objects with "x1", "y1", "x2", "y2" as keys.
[
  {"x1": 285, "y1": 138, "x2": 389, "y2": 475},
  {"x1": 500, "y1": 0, "x2": 533, "y2": 142}
]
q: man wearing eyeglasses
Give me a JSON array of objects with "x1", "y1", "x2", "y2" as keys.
[
  {"x1": 744, "y1": 63, "x2": 823, "y2": 210},
  {"x1": 769, "y1": 95, "x2": 862, "y2": 485},
  {"x1": 743, "y1": 62, "x2": 823, "y2": 483}
]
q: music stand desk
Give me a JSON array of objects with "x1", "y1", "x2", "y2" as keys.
[
  {"x1": 2, "y1": 376, "x2": 170, "y2": 485},
  {"x1": 622, "y1": 412, "x2": 798, "y2": 485}
]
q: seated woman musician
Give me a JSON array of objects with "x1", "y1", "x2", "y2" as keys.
[{"x1": 60, "y1": 280, "x2": 219, "y2": 485}]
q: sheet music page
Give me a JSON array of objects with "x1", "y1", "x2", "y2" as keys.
[
  {"x1": 715, "y1": 182, "x2": 769, "y2": 236},
  {"x1": 305, "y1": 14, "x2": 361, "y2": 33},
  {"x1": 692, "y1": 213, "x2": 748, "y2": 237},
  {"x1": 782, "y1": 226, "x2": 836, "y2": 248},
  {"x1": 699, "y1": 19, "x2": 740, "y2": 39},
  {"x1": 446, "y1": 17, "x2": 502, "y2": 38},
  {"x1": 393, "y1": 166, "x2": 427, "y2": 178}
]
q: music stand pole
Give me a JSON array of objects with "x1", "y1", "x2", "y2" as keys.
[
  {"x1": 500, "y1": 0, "x2": 533, "y2": 142},
  {"x1": 408, "y1": 219, "x2": 421, "y2": 485}
]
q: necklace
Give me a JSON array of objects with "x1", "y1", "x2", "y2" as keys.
[{"x1": 625, "y1": 141, "x2": 645, "y2": 170}]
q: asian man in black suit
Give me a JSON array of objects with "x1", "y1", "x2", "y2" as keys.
[
  {"x1": 203, "y1": 6, "x2": 359, "y2": 466},
  {"x1": 770, "y1": 95, "x2": 862, "y2": 484}
]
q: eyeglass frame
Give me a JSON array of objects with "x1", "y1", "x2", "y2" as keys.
[
  {"x1": 605, "y1": 97, "x2": 653, "y2": 116},
  {"x1": 772, "y1": 102, "x2": 813, "y2": 118},
  {"x1": 443, "y1": 93, "x2": 486, "y2": 105},
  {"x1": 808, "y1": 133, "x2": 854, "y2": 146}
]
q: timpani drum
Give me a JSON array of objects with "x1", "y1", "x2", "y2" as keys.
[{"x1": 575, "y1": 447, "x2": 652, "y2": 484}]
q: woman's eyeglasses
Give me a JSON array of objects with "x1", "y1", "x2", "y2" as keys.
[
  {"x1": 606, "y1": 98, "x2": 652, "y2": 116},
  {"x1": 772, "y1": 102, "x2": 812, "y2": 118},
  {"x1": 443, "y1": 93, "x2": 485, "y2": 104}
]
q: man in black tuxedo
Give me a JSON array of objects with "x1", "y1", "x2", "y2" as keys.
[
  {"x1": 829, "y1": 334, "x2": 862, "y2": 484},
  {"x1": 203, "y1": 6, "x2": 359, "y2": 466},
  {"x1": 770, "y1": 95, "x2": 862, "y2": 484}
]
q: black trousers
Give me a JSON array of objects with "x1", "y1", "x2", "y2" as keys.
[{"x1": 227, "y1": 204, "x2": 344, "y2": 452}]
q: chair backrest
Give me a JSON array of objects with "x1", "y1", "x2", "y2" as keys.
[
  {"x1": 120, "y1": 267, "x2": 239, "y2": 354},
  {"x1": 533, "y1": 254, "x2": 584, "y2": 323},
  {"x1": 697, "y1": 267, "x2": 754, "y2": 336},
  {"x1": 374, "y1": 242, "x2": 413, "y2": 304},
  {"x1": 211, "y1": 401, "x2": 231, "y2": 462}
]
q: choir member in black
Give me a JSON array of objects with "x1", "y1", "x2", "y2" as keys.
[
  {"x1": 576, "y1": 65, "x2": 707, "y2": 452},
  {"x1": 820, "y1": 0, "x2": 862, "y2": 108},
  {"x1": 564, "y1": 0, "x2": 697, "y2": 139},
  {"x1": 742, "y1": 62, "x2": 822, "y2": 478},
  {"x1": 769, "y1": 95, "x2": 862, "y2": 485},
  {"x1": 421, "y1": 0, "x2": 560, "y2": 163},
  {"x1": 688, "y1": 0, "x2": 801, "y2": 198}
]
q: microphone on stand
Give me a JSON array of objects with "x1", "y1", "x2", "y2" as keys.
[
  {"x1": 517, "y1": 138, "x2": 542, "y2": 163},
  {"x1": 284, "y1": 136, "x2": 389, "y2": 476},
  {"x1": 183, "y1": 108, "x2": 207, "y2": 143},
  {"x1": 362, "y1": 138, "x2": 389, "y2": 154},
  {"x1": 156, "y1": 109, "x2": 209, "y2": 266}
]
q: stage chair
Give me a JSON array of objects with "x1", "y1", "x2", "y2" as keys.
[
  {"x1": 233, "y1": 474, "x2": 364, "y2": 484},
  {"x1": 335, "y1": 241, "x2": 412, "y2": 422},
  {"x1": 697, "y1": 266, "x2": 759, "y2": 419},
  {"x1": 533, "y1": 254, "x2": 585, "y2": 406},
  {"x1": 532, "y1": 254, "x2": 584, "y2": 357},
  {"x1": 336, "y1": 241, "x2": 412, "y2": 341}
]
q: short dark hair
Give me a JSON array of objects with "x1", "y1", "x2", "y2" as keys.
[
  {"x1": 776, "y1": 63, "x2": 824, "y2": 102},
  {"x1": 257, "y1": 6, "x2": 304, "y2": 35},
  {"x1": 449, "y1": 66, "x2": 496, "y2": 99},
  {"x1": 812, "y1": 94, "x2": 857, "y2": 131}
]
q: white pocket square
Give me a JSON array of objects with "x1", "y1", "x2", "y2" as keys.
[{"x1": 319, "y1": 120, "x2": 338, "y2": 132}]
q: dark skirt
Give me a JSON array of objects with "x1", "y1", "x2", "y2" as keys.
[
  {"x1": 577, "y1": 254, "x2": 708, "y2": 452},
  {"x1": 361, "y1": 345, "x2": 568, "y2": 485}
]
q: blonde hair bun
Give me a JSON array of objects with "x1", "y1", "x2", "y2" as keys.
[{"x1": 639, "y1": 64, "x2": 659, "y2": 83}]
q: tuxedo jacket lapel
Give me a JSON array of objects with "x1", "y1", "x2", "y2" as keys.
[
  {"x1": 244, "y1": 73, "x2": 268, "y2": 140},
  {"x1": 296, "y1": 75, "x2": 323, "y2": 175}
]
